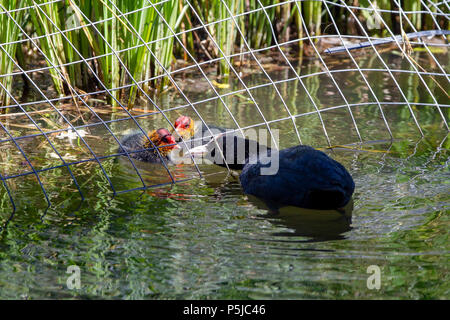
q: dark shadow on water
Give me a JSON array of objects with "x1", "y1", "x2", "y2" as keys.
[
  {"x1": 248, "y1": 195, "x2": 353, "y2": 242},
  {"x1": 196, "y1": 168, "x2": 354, "y2": 242}
]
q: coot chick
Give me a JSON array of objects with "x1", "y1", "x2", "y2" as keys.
[
  {"x1": 188, "y1": 133, "x2": 355, "y2": 211},
  {"x1": 119, "y1": 128, "x2": 179, "y2": 163}
]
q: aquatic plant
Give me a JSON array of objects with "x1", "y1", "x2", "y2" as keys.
[{"x1": 0, "y1": 0, "x2": 446, "y2": 106}]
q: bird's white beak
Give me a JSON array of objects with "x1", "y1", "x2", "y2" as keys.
[
  {"x1": 184, "y1": 133, "x2": 227, "y2": 158},
  {"x1": 185, "y1": 144, "x2": 209, "y2": 158}
]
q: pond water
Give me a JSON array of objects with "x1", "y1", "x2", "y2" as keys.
[{"x1": 0, "y1": 48, "x2": 448, "y2": 299}]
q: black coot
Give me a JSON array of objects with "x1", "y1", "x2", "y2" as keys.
[{"x1": 188, "y1": 133, "x2": 355, "y2": 211}]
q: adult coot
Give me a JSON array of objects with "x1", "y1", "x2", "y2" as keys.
[{"x1": 187, "y1": 133, "x2": 355, "y2": 211}]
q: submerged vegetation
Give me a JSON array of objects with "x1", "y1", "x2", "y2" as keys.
[{"x1": 0, "y1": 0, "x2": 448, "y2": 107}]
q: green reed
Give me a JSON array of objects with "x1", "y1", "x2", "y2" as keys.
[
  {"x1": 215, "y1": 0, "x2": 237, "y2": 78},
  {"x1": 0, "y1": 0, "x2": 447, "y2": 107},
  {"x1": 303, "y1": 0, "x2": 322, "y2": 39},
  {"x1": 247, "y1": 0, "x2": 277, "y2": 50},
  {"x1": 29, "y1": 0, "x2": 71, "y2": 96},
  {"x1": 0, "y1": 0, "x2": 26, "y2": 108},
  {"x1": 72, "y1": 0, "x2": 121, "y2": 106},
  {"x1": 403, "y1": 0, "x2": 422, "y2": 30}
]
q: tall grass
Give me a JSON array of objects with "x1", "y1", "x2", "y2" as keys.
[
  {"x1": 69, "y1": 0, "x2": 121, "y2": 106},
  {"x1": 70, "y1": 0, "x2": 180, "y2": 106},
  {"x1": 247, "y1": 0, "x2": 276, "y2": 51},
  {"x1": 29, "y1": 0, "x2": 70, "y2": 96},
  {"x1": 215, "y1": 0, "x2": 237, "y2": 78},
  {"x1": 0, "y1": 0, "x2": 26, "y2": 108},
  {"x1": 304, "y1": 0, "x2": 322, "y2": 39},
  {"x1": 189, "y1": 0, "x2": 237, "y2": 77},
  {"x1": 146, "y1": 0, "x2": 180, "y2": 93},
  {"x1": 0, "y1": 0, "x2": 447, "y2": 106},
  {"x1": 403, "y1": 0, "x2": 422, "y2": 30}
]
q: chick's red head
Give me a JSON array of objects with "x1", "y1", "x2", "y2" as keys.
[
  {"x1": 145, "y1": 128, "x2": 179, "y2": 156},
  {"x1": 173, "y1": 116, "x2": 195, "y2": 141}
]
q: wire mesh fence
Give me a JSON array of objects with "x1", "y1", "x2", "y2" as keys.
[{"x1": 0, "y1": 0, "x2": 448, "y2": 224}]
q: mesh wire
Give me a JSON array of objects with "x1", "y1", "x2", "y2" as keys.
[{"x1": 0, "y1": 0, "x2": 448, "y2": 222}]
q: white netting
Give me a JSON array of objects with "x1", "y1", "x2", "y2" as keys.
[{"x1": 0, "y1": 0, "x2": 448, "y2": 219}]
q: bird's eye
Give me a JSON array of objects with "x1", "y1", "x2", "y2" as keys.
[{"x1": 184, "y1": 123, "x2": 190, "y2": 128}]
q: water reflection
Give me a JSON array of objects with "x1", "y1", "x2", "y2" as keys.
[
  {"x1": 196, "y1": 169, "x2": 353, "y2": 241},
  {"x1": 250, "y1": 195, "x2": 353, "y2": 241},
  {"x1": 0, "y1": 48, "x2": 448, "y2": 298}
]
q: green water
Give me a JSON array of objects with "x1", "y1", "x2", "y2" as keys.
[{"x1": 0, "y1": 50, "x2": 449, "y2": 299}]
